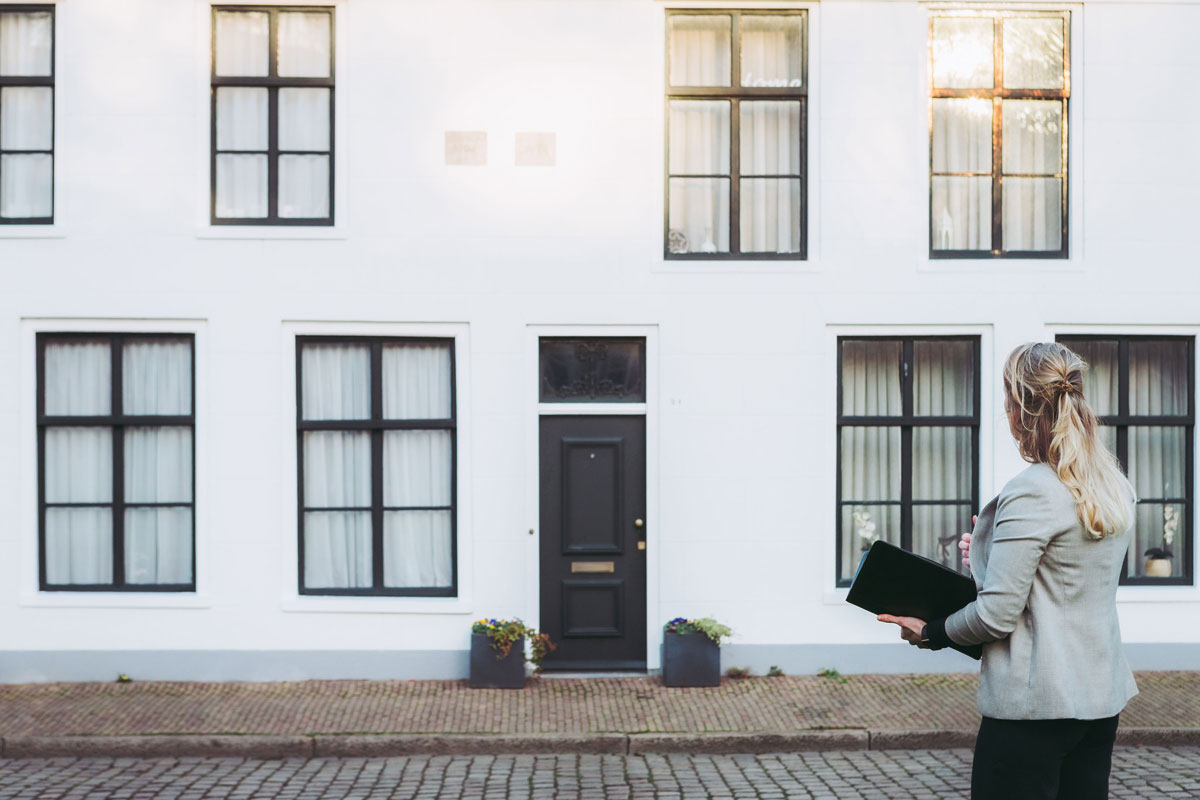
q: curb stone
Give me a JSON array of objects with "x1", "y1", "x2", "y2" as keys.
[
  {"x1": 868, "y1": 729, "x2": 977, "y2": 750},
  {"x1": 312, "y1": 734, "x2": 628, "y2": 757},
  {"x1": 627, "y1": 731, "x2": 869, "y2": 754},
  {"x1": 1, "y1": 735, "x2": 315, "y2": 760}
]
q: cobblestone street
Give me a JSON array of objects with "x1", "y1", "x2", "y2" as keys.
[{"x1": 2, "y1": 747, "x2": 1198, "y2": 799}]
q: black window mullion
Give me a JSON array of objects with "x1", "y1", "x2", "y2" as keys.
[
  {"x1": 370, "y1": 342, "x2": 385, "y2": 589},
  {"x1": 268, "y1": 86, "x2": 279, "y2": 220},
  {"x1": 730, "y1": 97, "x2": 741, "y2": 255},
  {"x1": 111, "y1": 338, "x2": 126, "y2": 588},
  {"x1": 900, "y1": 340, "x2": 914, "y2": 552}
]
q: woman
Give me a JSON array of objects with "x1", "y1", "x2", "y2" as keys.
[{"x1": 878, "y1": 342, "x2": 1139, "y2": 800}]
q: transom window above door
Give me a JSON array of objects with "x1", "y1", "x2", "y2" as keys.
[
  {"x1": 929, "y1": 10, "x2": 1069, "y2": 258},
  {"x1": 665, "y1": 10, "x2": 807, "y2": 260},
  {"x1": 539, "y1": 338, "x2": 646, "y2": 402}
]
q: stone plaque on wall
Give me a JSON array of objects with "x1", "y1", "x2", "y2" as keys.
[
  {"x1": 515, "y1": 132, "x2": 556, "y2": 167},
  {"x1": 444, "y1": 131, "x2": 487, "y2": 166}
]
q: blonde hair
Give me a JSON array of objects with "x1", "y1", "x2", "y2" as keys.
[{"x1": 1003, "y1": 342, "x2": 1134, "y2": 539}]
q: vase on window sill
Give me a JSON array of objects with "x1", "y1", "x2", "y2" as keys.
[
  {"x1": 1144, "y1": 558, "x2": 1173, "y2": 578},
  {"x1": 468, "y1": 633, "x2": 526, "y2": 689}
]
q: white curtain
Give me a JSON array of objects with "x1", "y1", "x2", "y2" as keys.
[
  {"x1": 214, "y1": 87, "x2": 268, "y2": 219},
  {"x1": 382, "y1": 343, "x2": 451, "y2": 419},
  {"x1": 931, "y1": 99, "x2": 991, "y2": 251},
  {"x1": 740, "y1": 101, "x2": 801, "y2": 253},
  {"x1": 740, "y1": 16, "x2": 803, "y2": 88},
  {"x1": 931, "y1": 18, "x2": 993, "y2": 90},
  {"x1": 278, "y1": 12, "x2": 331, "y2": 78},
  {"x1": 667, "y1": 15, "x2": 730, "y2": 87},
  {"x1": 1003, "y1": 18, "x2": 1064, "y2": 91},
  {"x1": 45, "y1": 342, "x2": 111, "y2": 415},
  {"x1": 44, "y1": 427, "x2": 113, "y2": 585},
  {"x1": 214, "y1": 11, "x2": 268, "y2": 77},
  {"x1": 304, "y1": 511, "x2": 372, "y2": 589},
  {"x1": 46, "y1": 509, "x2": 112, "y2": 585},
  {"x1": 385, "y1": 511, "x2": 451, "y2": 588},
  {"x1": 383, "y1": 431, "x2": 452, "y2": 587},
  {"x1": 0, "y1": 12, "x2": 51, "y2": 75},
  {"x1": 0, "y1": 70, "x2": 54, "y2": 218},
  {"x1": 1002, "y1": 100, "x2": 1062, "y2": 251},
  {"x1": 277, "y1": 88, "x2": 330, "y2": 218},
  {"x1": 124, "y1": 340, "x2": 191, "y2": 415},
  {"x1": 303, "y1": 431, "x2": 372, "y2": 589},
  {"x1": 279, "y1": 155, "x2": 329, "y2": 218},
  {"x1": 668, "y1": 101, "x2": 730, "y2": 254},
  {"x1": 278, "y1": 88, "x2": 329, "y2": 150},
  {"x1": 302, "y1": 344, "x2": 370, "y2": 420}
]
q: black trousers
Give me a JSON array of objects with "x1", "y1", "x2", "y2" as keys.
[{"x1": 971, "y1": 714, "x2": 1120, "y2": 800}]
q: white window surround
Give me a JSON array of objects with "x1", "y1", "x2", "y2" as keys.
[
  {"x1": 916, "y1": 3, "x2": 1085, "y2": 272},
  {"x1": 192, "y1": 0, "x2": 349, "y2": 240},
  {"x1": 278, "y1": 321, "x2": 474, "y2": 614},
  {"x1": 17, "y1": 318, "x2": 212, "y2": 609}
]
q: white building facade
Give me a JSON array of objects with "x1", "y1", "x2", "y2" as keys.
[{"x1": 1, "y1": 0, "x2": 1197, "y2": 682}]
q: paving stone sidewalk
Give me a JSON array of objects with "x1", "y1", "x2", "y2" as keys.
[{"x1": 2, "y1": 672, "x2": 1199, "y2": 758}]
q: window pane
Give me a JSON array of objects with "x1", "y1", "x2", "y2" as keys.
[
  {"x1": 1059, "y1": 339, "x2": 1118, "y2": 417},
  {"x1": 123, "y1": 339, "x2": 191, "y2": 415},
  {"x1": 125, "y1": 508, "x2": 192, "y2": 585},
  {"x1": 279, "y1": 88, "x2": 330, "y2": 151},
  {"x1": 303, "y1": 511, "x2": 372, "y2": 589},
  {"x1": 913, "y1": 504, "x2": 973, "y2": 574},
  {"x1": 214, "y1": 10, "x2": 268, "y2": 77},
  {"x1": 278, "y1": 155, "x2": 329, "y2": 218},
  {"x1": 932, "y1": 98, "x2": 991, "y2": 174},
  {"x1": 931, "y1": 17, "x2": 994, "y2": 89},
  {"x1": 668, "y1": 15, "x2": 731, "y2": 87},
  {"x1": 0, "y1": 153, "x2": 52, "y2": 218},
  {"x1": 303, "y1": 431, "x2": 371, "y2": 507},
  {"x1": 300, "y1": 343, "x2": 370, "y2": 420},
  {"x1": 668, "y1": 178, "x2": 730, "y2": 254},
  {"x1": 914, "y1": 340, "x2": 974, "y2": 416},
  {"x1": 44, "y1": 428, "x2": 112, "y2": 503},
  {"x1": 278, "y1": 11, "x2": 331, "y2": 78},
  {"x1": 841, "y1": 427, "x2": 900, "y2": 501},
  {"x1": 1128, "y1": 427, "x2": 1186, "y2": 500},
  {"x1": 932, "y1": 176, "x2": 990, "y2": 251},
  {"x1": 384, "y1": 510, "x2": 452, "y2": 588},
  {"x1": 669, "y1": 100, "x2": 730, "y2": 175},
  {"x1": 740, "y1": 178, "x2": 800, "y2": 253},
  {"x1": 384, "y1": 430, "x2": 452, "y2": 507},
  {"x1": 215, "y1": 87, "x2": 267, "y2": 151},
  {"x1": 1129, "y1": 502, "x2": 1184, "y2": 579},
  {"x1": 913, "y1": 428, "x2": 973, "y2": 501},
  {"x1": 539, "y1": 338, "x2": 646, "y2": 403},
  {"x1": 125, "y1": 427, "x2": 192, "y2": 503},
  {"x1": 1130, "y1": 341, "x2": 1189, "y2": 416},
  {"x1": 1002, "y1": 177, "x2": 1061, "y2": 251},
  {"x1": 382, "y1": 343, "x2": 452, "y2": 419},
  {"x1": 215, "y1": 154, "x2": 267, "y2": 218},
  {"x1": 1, "y1": 87, "x2": 52, "y2": 150},
  {"x1": 44, "y1": 341, "x2": 111, "y2": 415},
  {"x1": 1002, "y1": 100, "x2": 1062, "y2": 175},
  {"x1": 841, "y1": 340, "x2": 901, "y2": 416},
  {"x1": 740, "y1": 15, "x2": 804, "y2": 88},
  {"x1": 1004, "y1": 18, "x2": 1065, "y2": 90},
  {"x1": 840, "y1": 504, "x2": 900, "y2": 583},
  {"x1": 1099, "y1": 424, "x2": 1117, "y2": 457},
  {"x1": 45, "y1": 508, "x2": 113, "y2": 585},
  {"x1": 0, "y1": 12, "x2": 52, "y2": 76},
  {"x1": 741, "y1": 101, "x2": 800, "y2": 175}
]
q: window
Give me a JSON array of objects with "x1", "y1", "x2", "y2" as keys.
[
  {"x1": 1, "y1": 6, "x2": 54, "y2": 223},
  {"x1": 836, "y1": 337, "x2": 980, "y2": 586},
  {"x1": 539, "y1": 338, "x2": 646, "y2": 402},
  {"x1": 211, "y1": 6, "x2": 334, "y2": 225},
  {"x1": 297, "y1": 338, "x2": 457, "y2": 596},
  {"x1": 1057, "y1": 336, "x2": 1194, "y2": 585},
  {"x1": 929, "y1": 11, "x2": 1069, "y2": 258},
  {"x1": 37, "y1": 334, "x2": 196, "y2": 591},
  {"x1": 665, "y1": 10, "x2": 806, "y2": 259}
]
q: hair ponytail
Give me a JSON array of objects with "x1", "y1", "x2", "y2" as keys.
[{"x1": 1004, "y1": 342, "x2": 1134, "y2": 538}]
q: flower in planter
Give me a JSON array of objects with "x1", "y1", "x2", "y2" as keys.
[
  {"x1": 663, "y1": 616, "x2": 732, "y2": 645},
  {"x1": 853, "y1": 507, "x2": 877, "y2": 551},
  {"x1": 472, "y1": 618, "x2": 556, "y2": 673}
]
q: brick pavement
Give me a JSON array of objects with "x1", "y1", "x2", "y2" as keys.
[{"x1": 1, "y1": 748, "x2": 1199, "y2": 799}]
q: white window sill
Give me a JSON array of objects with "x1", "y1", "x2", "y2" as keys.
[
  {"x1": 653, "y1": 259, "x2": 820, "y2": 275},
  {"x1": 280, "y1": 595, "x2": 474, "y2": 615},
  {"x1": 196, "y1": 225, "x2": 347, "y2": 241},
  {"x1": 0, "y1": 224, "x2": 66, "y2": 239},
  {"x1": 20, "y1": 592, "x2": 212, "y2": 610},
  {"x1": 917, "y1": 256, "x2": 1085, "y2": 274}
]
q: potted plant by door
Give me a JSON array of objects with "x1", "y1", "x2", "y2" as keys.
[
  {"x1": 661, "y1": 617, "x2": 732, "y2": 688},
  {"x1": 469, "y1": 618, "x2": 556, "y2": 689},
  {"x1": 1144, "y1": 506, "x2": 1179, "y2": 578}
]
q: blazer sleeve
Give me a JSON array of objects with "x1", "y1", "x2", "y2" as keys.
[{"x1": 943, "y1": 479, "x2": 1059, "y2": 646}]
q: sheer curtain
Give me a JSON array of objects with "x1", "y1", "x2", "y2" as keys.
[
  {"x1": 215, "y1": 86, "x2": 267, "y2": 218},
  {"x1": 302, "y1": 344, "x2": 370, "y2": 419},
  {"x1": 931, "y1": 99, "x2": 991, "y2": 250},
  {"x1": 0, "y1": 11, "x2": 54, "y2": 219},
  {"x1": 1002, "y1": 100, "x2": 1062, "y2": 251},
  {"x1": 741, "y1": 101, "x2": 801, "y2": 253},
  {"x1": 278, "y1": 88, "x2": 330, "y2": 218}
]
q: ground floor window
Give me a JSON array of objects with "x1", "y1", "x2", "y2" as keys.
[
  {"x1": 836, "y1": 336, "x2": 980, "y2": 586},
  {"x1": 296, "y1": 336, "x2": 457, "y2": 596}
]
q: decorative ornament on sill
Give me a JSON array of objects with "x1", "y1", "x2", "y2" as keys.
[
  {"x1": 853, "y1": 507, "x2": 877, "y2": 551},
  {"x1": 1143, "y1": 506, "x2": 1177, "y2": 578}
]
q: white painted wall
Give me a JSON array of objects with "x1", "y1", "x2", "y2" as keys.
[{"x1": 2, "y1": 0, "x2": 1199, "y2": 679}]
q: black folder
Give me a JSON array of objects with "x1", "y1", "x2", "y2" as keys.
[{"x1": 847, "y1": 540, "x2": 983, "y2": 660}]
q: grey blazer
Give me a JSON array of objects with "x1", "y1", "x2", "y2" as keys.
[{"x1": 944, "y1": 462, "x2": 1139, "y2": 720}]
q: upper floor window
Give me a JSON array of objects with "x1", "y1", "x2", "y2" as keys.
[
  {"x1": 38, "y1": 334, "x2": 196, "y2": 591},
  {"x1": 837, "y1": 337, "x2": 980, "y2": 586},
  {"x1": 665, "y1": 10, "x2": 806, "y2": 260},
  {"x1": 1, "y1": 6, "x2": 54, "y2": 223},
  {"x1": 297, "y1": 338, "x2": 457, "y2": 596},
  {"x1": 211, "y1": 6, "x2": 334, "y2": 225},
  {"x1": 1058, "y1": 336, "x2": 1194, "y2": 585},
  {"x1": 929, "y1": 10, "x2": 1069, "y2": 258}
]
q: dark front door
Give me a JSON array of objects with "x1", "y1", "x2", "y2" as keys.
[{"x1": 539, "y1": 415, "x2": 647, "y2": 670}]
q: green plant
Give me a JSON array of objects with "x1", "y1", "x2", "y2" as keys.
[
  {"x1": 818, "y1": 667, "x2": 848, "y2": 685},
  {"x1": 766, "y1": 665, "x2": 785, "y2": 678},
  {"x1": 472, "y1": 618, "x2": 557, "y2": 673},
  {"x1": 664, "y1": 617, "x2": 733, "y2": 645},
  {"x1": 725, "y1": 666, "x2": 751, "y2": 680}
]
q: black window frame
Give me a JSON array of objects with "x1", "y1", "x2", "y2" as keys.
[
  {"x1": 296, "y1": 336, "x2": 458, "y2": 597},
  {"x1": 835, "y1": 335, "x2": 982, "y2": 588},
  {"x1": 0, "y1": 4, "x2": 55, "y2": 225},
  {"x1": 36, "y1": 332, "x2": 197, "y2": 592},
  {"x1": 210, "y1": 5, "x2": 335, "y2": 226},
  {"x1": 928, "y1": 9, "x2": 1070, "y2": 260},
  {"x1": 1057, "y1": 335, "x2": 1195, "y2": 586},
  {"x1": 664, "y1": 8, "x2": 808, "y2": 261}
]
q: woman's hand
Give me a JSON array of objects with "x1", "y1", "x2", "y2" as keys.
[
  {"x1": 959, "y1": 514, "x2": 978, "y2": 573},
  {"x1": 877, "y1": 614, "x2": 929, "y2": 647}
]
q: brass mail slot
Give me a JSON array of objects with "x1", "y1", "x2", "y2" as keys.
[{"x1": 571, "y1": 561, "x2": 615, "y2": 574}]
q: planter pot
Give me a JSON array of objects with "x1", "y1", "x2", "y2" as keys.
[
  {"x1": 1145, "y1": 558, "x2": 1173, "y2": 578},
  {"x1": 469, "y1": 633, "x2": 526, "y2": 689},
  {"x1": 662, "y1": 631, "x2": 720, "y2": 687}
]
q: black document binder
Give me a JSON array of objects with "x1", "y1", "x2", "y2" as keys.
[{"x1": 847, "y1": 540, "x2": 983, "y2": 660}]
